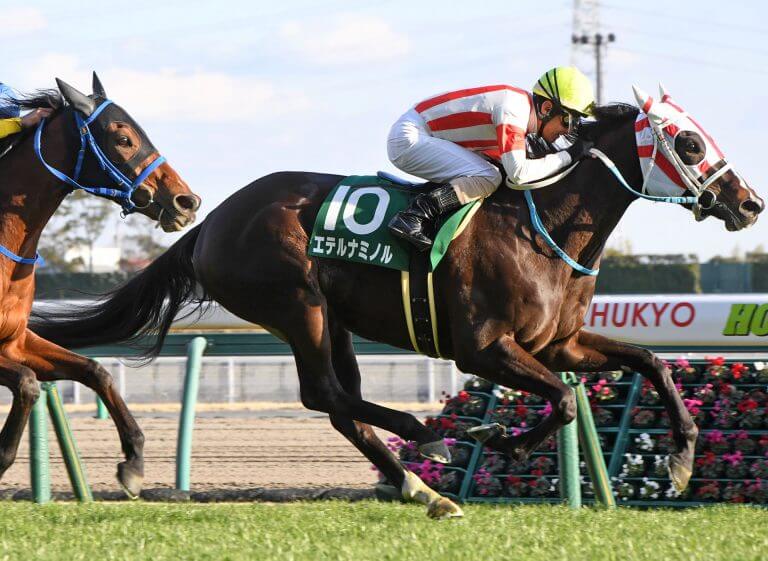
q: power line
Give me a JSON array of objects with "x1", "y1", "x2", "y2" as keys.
[
  {"x1": 613, "y1": 46, "x2": 768, "y2": 76},
  {"x1": 601, "y1": 2, "x2": 768, "y2": 35},
  {"x1": 610, "y1": 23, "x2": 768, "y2": 57}
]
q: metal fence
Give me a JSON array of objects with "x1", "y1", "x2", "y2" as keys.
[{"x1": 0, "y1": 355, "x2": 468, "y2": 406}]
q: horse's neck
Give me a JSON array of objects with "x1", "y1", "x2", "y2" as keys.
[
  {"x1": 0, "y1": 114, "x2": 75, "y2": 264},
  {"x1": 492, "y1": 140, "x2": 638, "y2": 276}
]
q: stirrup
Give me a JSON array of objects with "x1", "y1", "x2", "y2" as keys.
[{"x1": 388, "y1": 214, "x2": 434, "y2": 251}]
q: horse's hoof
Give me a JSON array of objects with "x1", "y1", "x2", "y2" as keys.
[
  {"x1": 117, "y1": 461, "x2": 144, "y2": 500},
  {"x1": 418, "y1": 439, "x2": 452, "y2": 464},
  {"x1": 467, "y1": 423, "x2": 505, "y2": 444},
  {"x1": 427, "y1": 497, "x2": 464, "y2": 520},
  {"x1": 668, "y1": 454, "x2": 693, "y2": 492}
]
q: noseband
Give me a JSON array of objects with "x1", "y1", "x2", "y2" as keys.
[{"x1": 34, "y1": 99, "x2": 166, "y2": 214}]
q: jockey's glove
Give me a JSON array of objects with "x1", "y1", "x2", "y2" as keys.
[{"x1": 565, "y1": 139, "x2": 594, "y2": 163}]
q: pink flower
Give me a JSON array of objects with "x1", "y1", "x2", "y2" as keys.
[
  {"x1": 683, "y1": 398, "x2": 703, "y2": 415},
  {"x1": 722, "y1": 451, "x2": 744, "y2": 466},
  {"x1": 706, "y1": 430, "x2": 725, "y2": 443},
  {"x1": 675, "y1": 357, "x2": 691, "y2": 368}
]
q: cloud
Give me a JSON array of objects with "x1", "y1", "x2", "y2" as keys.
[
  {"x1": 16, "y1": 53, "x2": 311, "y2": 124},
  {"x1": 279, "y1": 14, "x2": 411, "y2": 65},
  {"x1": 5, "y1": 7, "x2": 46, "y2": 37}
]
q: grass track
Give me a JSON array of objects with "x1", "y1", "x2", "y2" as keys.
[{"x1": 0, "y1": 501, "x2": 764, "y2": 561}]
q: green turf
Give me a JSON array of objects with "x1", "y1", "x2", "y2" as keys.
[{"x1": 0, "y1": 501, "x2": 763, "y2": 561}]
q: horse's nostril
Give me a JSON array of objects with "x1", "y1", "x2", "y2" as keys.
[
  {"x1": 174, "y1": 194, "x2": 199, "y2": 212},
  {"x1": 740, "y1": 199, "x2": 764, "y2": 217}
]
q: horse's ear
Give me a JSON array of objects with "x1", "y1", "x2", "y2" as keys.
[
  {"x1": 92, "y1": 72, "x2": 107, "y2": 99},
  {"x1": 658, "y1": 83, "x2": 671, "y2": 102},
  {"x1": 56, "y1": 78, "x2": 96, "y2": 116},
  {"x1": 632, "y1": 85, "x2": 654, "y2": 114}
]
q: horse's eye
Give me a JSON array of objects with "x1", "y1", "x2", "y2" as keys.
[
  {"x1": 687, "y1": 141, "x2": 697, "y2": 152},
  {"x1": 117, "y1": 136, "x2": 130, "y2": 147}
]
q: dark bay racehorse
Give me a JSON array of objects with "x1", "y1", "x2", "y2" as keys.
[
  {"x1": 0, "y1": 74, "x2": 199, "y2": 496},
  {"x1": 33, "y1": 88, "x2": 763, "y2": 516}
]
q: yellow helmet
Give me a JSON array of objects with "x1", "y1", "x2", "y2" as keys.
[{"x1": 532, "y1": 67, "x2": 595, "y2": 117}]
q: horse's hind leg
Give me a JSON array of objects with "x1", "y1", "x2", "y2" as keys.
[
  {"x1": 20, "y1": 331, "x2": 145, "y2": 498},
  {"x1": 326, "y1": 317, "x2": 462, "y2": 518},
  {"x1": 288, "y1": 303, "x2": 447, "y2": 461},
  {"x1": 0, "y1": 359, "x2": 40, "y2": 479},
  {"x1": 326, "y1": 319, "x2": 405, "y2": 486},
  {"x1": 540, "y1": 330, "x2": 697, "y2": 492}
]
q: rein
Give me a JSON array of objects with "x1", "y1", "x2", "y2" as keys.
[
  {"x1": 519, "y1": 146, "x2": 699, "y2": 277},
  {"x1": 0, "y1": 100, "x2": 167, "y2": 267}
]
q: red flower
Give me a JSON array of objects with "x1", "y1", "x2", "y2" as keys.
[
  {"x1": 707, "y1": 356, "x2": 726, "y2": 367},
  {"x1": 731, "y1": 363, "x2": 748, "y2": 379},
  {"x1": 737, "y1": 399, "x2": 758, "y2": 413},
  {"x1": 457, "y1": 390, "x2": 470, "y2": 403}
]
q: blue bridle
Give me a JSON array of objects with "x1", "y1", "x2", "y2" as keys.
[
  {"x1": 3, "y1": 99, "x2": 167, "y2": 267},
  {"x1": 523, "y1": 147, "x2": 698, "y2": 276},
  {"x1": 35, "y1": 99, "x2": 166, "y2": 213}
]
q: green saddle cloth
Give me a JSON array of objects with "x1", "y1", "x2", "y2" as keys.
[{"x1": 308, "y1": 175, "x2": 478, "y2": 271}]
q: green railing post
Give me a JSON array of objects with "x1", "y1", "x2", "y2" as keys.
[
  {"x1": 94, "y1": 396, "x2": 109, "y2": 420},
  {"x1": 44, "y1": 382, "x2": 93, "y2": 502},
  {"x1": 557, "y1": 373, "x2": 581, "y2": 509},
  {"x1": 175, "y1": 336, "x2": 207, "y2": 492},
  {"x1": 29, "y1": 384, "x2": 51, "y2": 504},
  {"x1": 608, "y1": 373, "x2": 643, "y2": 478},
  {"x1": 573, "y1": 381, "x2": 616, "y2": 508}
]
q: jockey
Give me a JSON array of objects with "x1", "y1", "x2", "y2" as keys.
[
  {"x1": 387, "y1": 66, "x2": 596, "y2": 250},
  {"x1": 0, "y1": 83, "x2": 51, "y2": 139}
]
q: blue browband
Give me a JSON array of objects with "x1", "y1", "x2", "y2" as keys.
[{"x1": 0, "y1": 100, "x2": 166, "y2": 267}]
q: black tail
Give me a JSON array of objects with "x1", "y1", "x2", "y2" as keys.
[{"x1": 31, "y1": 224, "x2": 206, "y2": 359}]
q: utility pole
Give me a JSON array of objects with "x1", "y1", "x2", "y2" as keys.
[
  {"x1": 572, "y1": 32, "x2": 616, "y2": 105},
  {"x1": 570, "y1": 0, "x2": 615, "y2": 105}
]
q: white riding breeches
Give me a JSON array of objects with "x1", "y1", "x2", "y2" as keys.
[{"x1": 387, "y1": 109, "x2": 503, "y2": 204}]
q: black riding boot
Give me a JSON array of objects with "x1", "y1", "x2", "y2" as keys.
[{"x1": 388, "y1": 184, "x2": 462, "y2": 251}]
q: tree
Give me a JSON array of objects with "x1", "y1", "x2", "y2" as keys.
[
  {"x1": 119, "y1": 215, "x2": 172, "y2": 271},
  {"x1": 38, "y1": 191, "x2": 113, "y2": 273}
]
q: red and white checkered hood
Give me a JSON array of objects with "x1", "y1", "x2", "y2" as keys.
[{"x1": 633, "y1": 85, "x2": 728, "y2": 198}]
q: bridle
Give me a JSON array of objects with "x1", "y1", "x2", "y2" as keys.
[
  {"x1": 34, "y1": 99, "x2": 166, "y2": 216},
  {"x1": 0, "y1": 99, "x2": 167, "y2": 267},
  {"x1": 639, "y1": 107, "x2": 735, "y2": 221}
]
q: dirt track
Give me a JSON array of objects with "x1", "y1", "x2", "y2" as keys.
[{"x1": 0, "y1": 405, "x2": 436, "y2": 495}]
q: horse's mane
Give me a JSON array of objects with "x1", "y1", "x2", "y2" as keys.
[
  {"x1": 0, "y1": 89, "x2": 66, "y2": 156},
  {"x1": 579, "y1": 103, "x2": 639, "y2": 142}
]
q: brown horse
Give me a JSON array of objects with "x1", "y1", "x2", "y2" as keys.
[
  {"x1": 33, "y1": 91, "x2": 763, "y2": 516},
  {"x1": 0, "y1": 74, "x2": 199, "y2": 497}
]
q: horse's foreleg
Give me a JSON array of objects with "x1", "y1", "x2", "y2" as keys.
[
  {"x1": 20, "y1": 331, "x2": 145, "y2": 498},
  {"x1": 327, "y1": 319, "x2": 462, "y2": 519},
  {"x1": 456, "y1": 334, "x2": 576, "y2": 462},
  {"x1": 539, "y1": 330, "x2": 697, "y2": 492},
  {"x1": 0, "y1": 358, "x2": 40, "y2": 479}
]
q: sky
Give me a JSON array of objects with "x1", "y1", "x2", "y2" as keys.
[{"x1": 6, "y1": 0, "x2": 767, "y2": 260}]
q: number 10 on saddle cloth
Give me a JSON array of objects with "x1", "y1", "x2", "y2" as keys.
[{"x1": 308, "y1": 175, "x2": 478, "y2": 271}]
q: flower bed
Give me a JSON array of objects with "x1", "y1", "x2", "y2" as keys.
[
  {"x1": 615, "y1": 357, "x2": 768, "y2": 505},
  {"x1": 375, "y1": 359, "x2": 768, "y2": 506}
]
